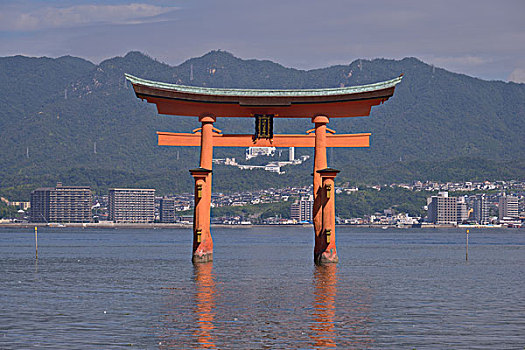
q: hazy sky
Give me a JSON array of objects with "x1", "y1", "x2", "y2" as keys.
[{"x1": 1, "y1": 0, "x2": 524, "y2": 82}]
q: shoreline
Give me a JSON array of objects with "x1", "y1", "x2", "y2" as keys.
[{"x1": 0, "y1": 222, "x2": 519, "y2": 229}]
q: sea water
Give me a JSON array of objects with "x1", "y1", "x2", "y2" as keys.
[{"x1": 1, "y1": 227, "x2": 524, "y2": 349}]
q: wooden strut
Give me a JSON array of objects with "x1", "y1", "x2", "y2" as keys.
[{"x1": 158, "y1": 132, "x2": 370, "y2": 148}]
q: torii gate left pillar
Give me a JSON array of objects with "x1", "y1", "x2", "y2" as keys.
[{"x1": 190, "y1": 115, "x2": 215, "y2": 263}]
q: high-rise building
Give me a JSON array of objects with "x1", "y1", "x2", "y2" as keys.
[
  {"x1": 499, "y1": 194, "x2": 519, "y2": 221},
  {"x1": 30, "y1": 188, "x2": 53, "y2": 223},
  {"x1": 457, "y1": 197, "x2": 468, "y2": 224},
  {"x1": 291, "y1": 195, "x2": 314, "y2": 222},
  {"x1": 30, "y1": 183, "x2": 92, "y2": 223},
  {"x1": 108, "y1": 188, "x2": 155, "y2": 223},
  {"x1": 472, "y1": 194, "x2": 490, "y2": 224},
  {"x1": 289, "y1": 147, "x2": 295, "y2": 161},
  {"x1": 245, "y1": 147, "x2": 276, "y2": 160},
  {"x1": 290, "y1": 202, "x2": 300, "y2": 221},
  {"x1": 427, "y1": 191, "x2": 457, "y2": 224},
  {"x1": 160, "y1": 197, "x2": 176, "y2": 223}
]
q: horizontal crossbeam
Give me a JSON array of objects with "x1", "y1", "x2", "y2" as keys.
[{"x1": 157, "y1": 132, "x2": 370, "y2": 148}]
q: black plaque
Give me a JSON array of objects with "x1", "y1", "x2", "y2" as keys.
[{"x1": 254, "y1": 114, "x2": 274, "y2": 140}]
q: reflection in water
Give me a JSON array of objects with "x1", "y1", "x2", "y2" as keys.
[
  {"x1": 311, "y1": 264, "x2": 338, "y2": 348},
  {"x1": 159, "y1": 263, "x2": 217, "y2": 349},
  {"x1": 193, "y1": 262, "x2": 216, "y2": 349},
  {"x1": 311, "y1": 265, "x2": 374, "y2": 349}
]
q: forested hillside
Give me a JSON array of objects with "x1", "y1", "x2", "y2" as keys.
[{"x1": 1, "y1": 50, "x2": 524, "y2": 199}]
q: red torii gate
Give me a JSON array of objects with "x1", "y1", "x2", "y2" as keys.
[{"x1": 126, "y1": 74, "x2": 402, "y2": 264}]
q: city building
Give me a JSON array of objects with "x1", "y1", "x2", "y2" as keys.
[
  {"x1": 30, "y1": 183, "x2": 92, "y2": 223},
  {"x1": 472, "y1": 194, "x2": 490, "y2": 224},
  {"x1": 290, "y1": 202, "x2": 300, "y2": 221},
  {"x1": 159, "y1": 197, "x2": 176, "y2": 223},
  {"x1": 245, "y1": 146, "x2": 276, "y2": 160},
  {"x1": 291, "y1": 195, "x2": 314, "y2": 222},
  {"x1": 427, "y1": 192, "x2": 457, "y2": 224},
  {"x1": 264, "y1": 163, "x2": 282, "y2": 173},
  {"x1": 30, "y1": 188, "x2": 53, "y2": 223},
  {"x1": 0, "y1": 197, "x2": 30, "y2": 210},
  {"x1": 499, "y1": 194, "x2": 519, "y2": 222},
  {"x1": 457, "y1": 197, "x2": 468, "y2": 224},
  {"x1": 108, "y1": 188, "x2": 155, "y2": 223},
  {"x1": 289, "y1": 147, "x2": 295, "y2": 161}
]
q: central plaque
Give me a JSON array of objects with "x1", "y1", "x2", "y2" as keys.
[{"x1": 254, "y1": 114, "x2": 274, "y2": 140}]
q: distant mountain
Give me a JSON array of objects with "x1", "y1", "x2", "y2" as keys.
[{"x1": 0, "y1": 50, "x2": 524, "y2": 197}]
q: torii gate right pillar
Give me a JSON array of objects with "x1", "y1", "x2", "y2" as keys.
[
  {"x1": 313, "y1": 116, "x2": 339, "y2": 264},
  {"x1": 190, "y1": 115, "x2": 216, "y2": 264}
]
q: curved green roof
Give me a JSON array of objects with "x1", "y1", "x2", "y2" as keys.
[{"x1": 125, "y1": 73, "x2": 402, "y2": 98}]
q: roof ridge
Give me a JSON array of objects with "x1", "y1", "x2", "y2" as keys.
[{"x1": 124, "y1": 73, "x2": 403, "y2": 97}]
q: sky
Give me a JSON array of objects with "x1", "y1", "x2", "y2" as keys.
[{"x1": 1, "y1": 0, "x2": 524, "y2": 83}]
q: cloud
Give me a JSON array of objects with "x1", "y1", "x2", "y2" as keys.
[
  {"x1": 508, "y1": 68, "x2": 525, "y2": 83},
  {"x1": 1, "y1": 0, "x2": 524, "y2": 82},
  {"x1": 0, "y1": 3, "x2": 178, "y2": 31},
  {"x1": 430, "y1": 55, "x2": 493, "y2": 67}
]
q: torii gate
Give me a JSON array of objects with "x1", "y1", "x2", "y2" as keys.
[{"x1": 125, "y1": 74, "x2": 402, "y2": 264}]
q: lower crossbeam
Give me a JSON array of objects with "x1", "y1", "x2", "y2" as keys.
[{"x1": 157, "y1": 132, "x2": 370, "y2": 148}]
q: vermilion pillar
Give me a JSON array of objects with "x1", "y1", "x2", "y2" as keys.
[
  {"x1": 312, "y1": 116, "x2": 329, "y2": 263},
  {"x1": 190, "y1": 168, "x2": 212, "y2": 263},
  {"x1": 199, "y1": 116, "x2": 215, "y2": 170},
  {"x1": 316, "y1": 168, "x2": 340, "y2": 264},
  {"x1": 190, "y1": 115, "x2": 216, "y2": 263}
]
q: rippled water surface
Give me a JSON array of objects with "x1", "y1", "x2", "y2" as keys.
[{"x1": 1, "y1": 227, "x2": 524, "y2": 349}]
